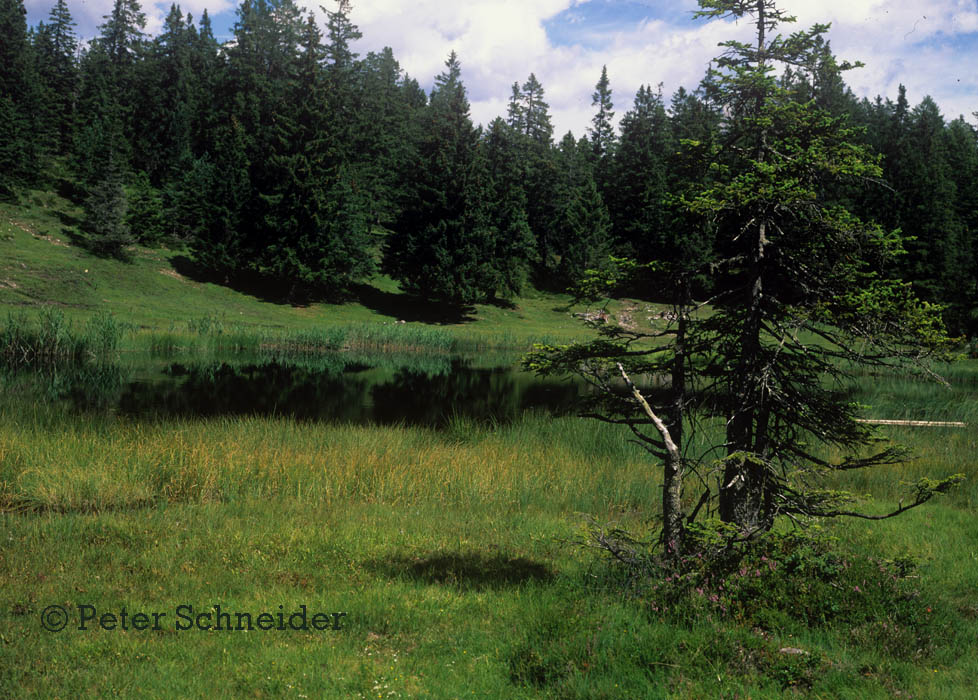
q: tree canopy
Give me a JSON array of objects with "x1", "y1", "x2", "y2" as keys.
[
  {"x1": 0, "y1": 0, "x2": 974, "y2": 323},
  {"x1": 525, "y1": 0, "x2": 963, "y2": 555}
]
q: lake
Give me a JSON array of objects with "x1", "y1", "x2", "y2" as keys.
[{"x1": 1, "y1": 350, "x2": 588, "y2": 427}]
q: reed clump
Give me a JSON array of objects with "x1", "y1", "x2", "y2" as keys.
[{"x1": 0, "y1": 309, "x2": 125, "y2": 370}]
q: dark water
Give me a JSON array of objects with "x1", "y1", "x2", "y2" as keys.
[{"x1": 2, "y1": 352, "x2": 586, "y2": 428}]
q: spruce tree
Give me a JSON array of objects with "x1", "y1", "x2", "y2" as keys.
[
  {"x1": 133, "y1": 3, "x2": 196, "y2": 182},
  {"x1": 85, "y1": 154, "x2": 133, "y2": 260},
  {"x1": 527, "y1": 0, "x2": 958, "y2": 550},
  {"x1": 99, "y1": 0, "x2": 145, "y2": 65},
  {"x1": 588, "y1": 65, "x2": 616, "y2": 202},
  {"x1": 223, "y1": 0, "x2": 304, "y2": 278},
  {"x1": 323, "y1": 0, "x2": 363, "y2": 166},
  {"x1": 33, "y1": 0, "x2": 78, "y2": 156},
  {"x1": 384, "y1": 52, "x2": 496, "y2": 304},
  {"x1": 187, "y1": 10, "x2": 223, "y2": 157},
  {"x1": 550, "y1": 133, "x2": 612, "y2": 286},
  {"x1": 944, "y1": 117, "x2": 978, "y2": 335},
  {"x1": 257, "y1": 13, "x2": 373, "y2": 296},
  {"x1": 688, "y1": 0, "x2": 957, "y2": 530},
  {"x1": 0, "y1": 0, "x2": 38, "y2": 196},
  {"x1": 178, "y1": 123, "x2": 250, "y2": 280},
  {"x1": 484, "y1": 117, "x2": 537, "y2": 298},
  {"x1": 589, "y1": 65, "x2": 615, "y2": 158},
  {"x1": 74, "y1": 0, "x2": 147, "y2": 186},
  {"x1": 610, "y1": 84, "x2": 672, "y2": 262},
  {"x1": 518, "y1": 73, "x2": 553, "y2": 145},
  {"x1": 126, "y1": 170, "x2": 166, "y2": 243},
  {"x1": 73, "y1": 45, "x2": 128, "y2": 190},
  {"x1": 359, "y1": 47, "x2": 421, "y2": 226},
  {"x1": 896, "y1": 97, "x2": 970, "y2": 333},
  {"x1": 506, "y1": 74, "x2": 561, "y2": 287}
]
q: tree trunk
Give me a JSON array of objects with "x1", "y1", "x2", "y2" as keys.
[
  {"x1": 617, "y1": 363, "x2": 684, "y2": 556},
  {"x1": 719, "y1": 217, "x2": 772, "y2": 531}
]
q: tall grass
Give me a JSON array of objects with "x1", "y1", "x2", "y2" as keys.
[
  {"x1": 0, "y1": 404, "x2": 651, "y2": 517},
  {"x1": 0, "y1": 309, "x2": 125, "y2": 370},
  {"x1": 2, "y1": 359, "x2": 977, "y2": 698},
  {"x1": 131, "y1": 317, "x2": 574, "y2": 360}
]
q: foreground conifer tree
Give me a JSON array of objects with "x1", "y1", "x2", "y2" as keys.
[{"x1": 526, "y1": 0, "x2": 961, "y2": 555}]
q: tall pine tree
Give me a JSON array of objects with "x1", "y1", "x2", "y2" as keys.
[
  {"x1": 384, "y1": 52, "x2": 496, "y2": 303},
  {"x1": 33, "y1": 0, "x2": 78, "y2": 156},
  {"x1": 0, "y1": 0, "x2": 38, "y2": 196}
]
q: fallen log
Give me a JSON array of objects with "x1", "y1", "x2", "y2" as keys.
[{"x1": 856, "y1": 419, "x2": 968, "y2": 427}]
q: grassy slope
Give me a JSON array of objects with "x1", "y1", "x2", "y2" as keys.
[{"x1": 0, "y1": 188, "x2": 621, "y2": 346}]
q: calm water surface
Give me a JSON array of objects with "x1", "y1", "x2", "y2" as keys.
[{"x1": 4, "y1": 351, "x2": 587, "y2": 427}]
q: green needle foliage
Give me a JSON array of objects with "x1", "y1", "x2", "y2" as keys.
[
  {"x1": 526, "y1": 0, "x2": 962, "y2": 558},
  {"x1": 383, "y1": 52, "x2": 500, "y2": 304}
]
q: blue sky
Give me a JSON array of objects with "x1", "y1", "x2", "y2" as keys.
[{"x1": 25, "y1": 0, "x2": 978, "y2": 136}]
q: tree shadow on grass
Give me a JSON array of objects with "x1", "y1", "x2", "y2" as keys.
[
  {"x1": 167, "y1": 257, "x2": 480, "y2": 318},
  {"x1": 368, "y1": 551, "x2": 554, "y2": 591},
  {"x1": 169, "y1": 255, "x2": 302, "y2": 306},
  {"x1": 350, "y1": 282, "x2": 476, "y2": 324}
]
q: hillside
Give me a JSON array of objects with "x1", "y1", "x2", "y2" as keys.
[{"x1": 0, "y1": 187, "x2": 617, "y2": 346}]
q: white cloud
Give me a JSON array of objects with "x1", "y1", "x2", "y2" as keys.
[
  {"x1": 338, "y1": 0, "x2": 978, "y2": 135},
  {"x1": 26, "y1": 0, "x2": 237, "y2": 42},
  {"x1": 26, "y1": 0, "x2": 978, "y2": 133}
]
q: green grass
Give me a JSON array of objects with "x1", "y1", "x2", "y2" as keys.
[
  {"x1": 0, "y1": 189, "x2": 627, "y2": 352},
  {"x1": 2, "y1": 367, "x2": 978, "y2": 698},
  {"x1": 3, "y1": 187, "x2": 978, "y2": 697}
]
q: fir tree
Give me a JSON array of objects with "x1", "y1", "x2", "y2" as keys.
[
  {"x1": 33, "y1": 0, "x2": 78, "y2": 155},
  {"x1": 0, "y1": 0, "x2": 38, "y2": 196},
  {"x1": 384, "y1": 52, "x2": 496, "y2": 303}
]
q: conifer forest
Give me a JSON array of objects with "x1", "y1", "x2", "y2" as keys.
[{"x1": 1, "y1": 0, "x2": 976, "y2": 336}]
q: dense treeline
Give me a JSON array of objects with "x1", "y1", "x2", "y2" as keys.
[{"x1": 1, "y1": 0, "x2": 976, "y2": 332}]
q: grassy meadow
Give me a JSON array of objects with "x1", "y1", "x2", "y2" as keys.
[
  {"x1": 0, "y1": 189, "x2": 618, "y2": 350},
  {"x1": 1, "y1": 388, "x2": 977, "y2": 698},
  {"x1": 2, "y1": 189, "x2": 978, "y2": 697}
]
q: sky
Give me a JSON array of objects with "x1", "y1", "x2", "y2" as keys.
[{"x1": 24, "y1": 0, "x2": 978, "y2": 137}]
